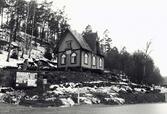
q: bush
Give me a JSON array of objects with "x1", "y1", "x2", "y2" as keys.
[
  {"x1": 10, "y1": 50, "x2": 18, "y2": 59},
  {"x1": 119, "y1": 93, "x2": 165, "y2": 104},
  {"x1": 44, "y1": 47, "x2": 52, "y2": 60},
  {"x1": 71, "y1": 93, "x2": 78, "y2": 103},
  {"x1": 92, "y1": 92, "x2": 120, "y2": 105},
  {"x1": 44, "y1": 52, "x2": 52, "y2": 60},
  {"x1": 92, "y1": 92, "x2": 107, "y2": 103}
]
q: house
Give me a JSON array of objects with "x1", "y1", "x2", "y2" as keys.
[{"x1": 55, "y1": 29, "x2": 104, "y2": 72}]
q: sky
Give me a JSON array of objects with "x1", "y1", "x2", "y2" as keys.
[{"x1": 48, "y1": 0, "x2": 167, "y2": 77}]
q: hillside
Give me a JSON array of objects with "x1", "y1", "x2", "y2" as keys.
[
  {"x1": 0, "y1": 43, "x2": 51, "y2": 69},
  {"x1": 0, "y1": 69, "x2": 167, "y2": 107},
  {"x1": 0, "y1": 45, "x2": 167, "y2": 107}
]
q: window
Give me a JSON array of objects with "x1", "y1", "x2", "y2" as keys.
[
  {"x1": 66, "y1": 41, "x2": 72, "y2": 49},
  {"x1": 71, "y1": 53, "x2": 77, "y2": 64},
  {"x1": 61, "y1": 54, "x2": 66, "y2": 65},
  {"x1": 84, "y1": 53, "x2": 88, "y2": 64},
  {"x1": 92, "y1": 56, "x2": 96, "y2": 66},
  {"x1": 99, "y1": 58, "x2": 103, "y2": 67}
]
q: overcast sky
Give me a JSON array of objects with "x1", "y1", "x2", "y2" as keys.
[{"x1": 30, "y1": 0, "x2": 167, "y2": 76}]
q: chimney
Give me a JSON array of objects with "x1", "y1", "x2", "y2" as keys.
[{"x1": 83, "y1": 32, "x2": 98, "y2": 53}]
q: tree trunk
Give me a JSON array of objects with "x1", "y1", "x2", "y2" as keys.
[
  {"x1": 28, "y1": 26, "x2": 33, "y2": 58},
  {"x1": 13, "y1": 17, "x2": 19, "y2": 42},
  {"x1": 7, "y1": 14, "x2": 16, "y2": 62},
  {"x1": 29, "y1": 4, "x2": 36, "y2": 58},
  {"x1": 28, "y1": 0, "x2": 37, "y2": 58},
  {"x1": 20, "y1": 46, "x2": 24, "y2": 58},
  {"x1": 24, "y1": 2, "x2": 30, "y2": 54},
  {"x1": 6, "y1": 30, "x2": 12, "y2": 62},
  {"x1": 0, "y1": 7, "x2": 3, "y2": 28}
]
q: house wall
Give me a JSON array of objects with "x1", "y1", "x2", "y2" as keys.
[
  {"x1": 58, "y1": 33, "x2": 81, "y2": 68},
  {"x1": 81, "y1": 51, "x2": 104, "y2": 70},
  {"x1": 58, "y1": 33, "x2": 80, "y2": 52},
  {"x1": 58, "y1": 50, "x2": 81, "y2": 68}
]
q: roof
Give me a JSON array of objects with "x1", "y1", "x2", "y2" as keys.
[
  {"x1": 83, "y1": 33, "x2": 97, "y2": 53},
  {"x1": 69, "y1": 30, "x2": 92, "y2": 51},
  {"x1": 83, "y1": 32, "x2": 104, "y2": 56},
  {"x1": 55, "y1": 29, "x2": 104, "y2": 56}
]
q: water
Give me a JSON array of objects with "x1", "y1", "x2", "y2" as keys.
[
  {"x1": 0, "y1": 103, "x2": 167, "y2": 114},
  {"x1": 57, "y1": 103, "x2": 167, "y2": 114}
]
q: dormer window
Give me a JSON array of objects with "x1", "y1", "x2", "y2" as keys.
[
  {"x1": 71, "y1": 52, "x2": 77, "y2": 64},
  {"x1": 66, "y1": 40, "x2": 72, "y2": 49},
  {"x1": 61, "y1": 54, "x2": 66, "y2": 65}
]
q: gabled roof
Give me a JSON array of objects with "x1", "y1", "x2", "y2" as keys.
[
  {"x1": 69, "y1": 30, "x2": 92, "y2": 51},
  {"x1": 55, "y1": 29, "x2": 104, "y2": 56}
]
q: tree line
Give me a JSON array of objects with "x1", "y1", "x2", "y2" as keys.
[
  {"x1": 101, "y1": 30, "x2": 163, "y2": 85},
  {"x1": 83, "y1": 25, "x2": 163, "y2": 85}
]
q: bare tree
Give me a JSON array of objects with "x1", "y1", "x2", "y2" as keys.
[
  {"x1": 145, "y1": 39, "x2": 152, "y2": 55},
  {"x1": 142, "y1": 39, "x2": 152, "y2": 83},
  {"x1": 28, "y1": 0, "x2": 37, "y2": 58}
]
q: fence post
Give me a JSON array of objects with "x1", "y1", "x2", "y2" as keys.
[
  {"x1": 77, "y1": 86, "x2": 80, "y2": 105},
  {"x1": 43, "y1": 79, "x2": 47, "y2": 92}
]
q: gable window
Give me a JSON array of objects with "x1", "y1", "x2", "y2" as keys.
[
  {"x1": 92, "y1": 56, "x2": 96, "y2": 66},
  {"x1": 71, "y1": 53, "x2": 77, "y2": 64},
  {"x1": 61, "y1": 54, "x2": 66, "y2": 65},
  {"x1": 99, "y1": 58, "x2": 103, "y2": 67},
  {"x1": 84, "y1": 53, "x2": 88, "y2": 64},
  {"x1": 66, "y1": 41, "x2": 72, "y2": 49}
]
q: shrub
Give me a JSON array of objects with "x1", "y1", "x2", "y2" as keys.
[
  {"x1": 10, "y1": 50, "x2": 18, "y2": 59},
  {"x1": 71, "y1": 93, "x2": 78, "y2": 103},
  {"x1": 44, "y1": 47, "x2": 52, "y2": 60},
  {"x1": 119, "y1": 93, "x2": 165, "y2": 104},
  {"x1": 44, "y1": 51, "x2": 52, "y2": 60}
]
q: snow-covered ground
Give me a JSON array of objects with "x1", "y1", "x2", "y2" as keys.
[
  {"x1": 48, "y1": 82, "x2": 126, "y2": 105},
  {"x1": 0, "y1": 50, "x2": 23, "y2": 68},
  {"x1": 0, "y1": 79, "x2": 167, "y2": 107},
  {"x1": 46, "y1": 81, "x2": 167, "y2": 106},
  {"x1": 0, "y1": 45, "x2": 48, "y2": 68}
]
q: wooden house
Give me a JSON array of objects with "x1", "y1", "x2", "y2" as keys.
[{"x1": 55, "y1": 29, "x2": 104, "y2": 71}]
